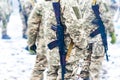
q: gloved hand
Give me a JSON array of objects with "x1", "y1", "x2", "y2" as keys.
[
  {"x1": 110, "y1": 32, "x2": 116, "y2": 44},
  {"x1": 25, "y1": 44, "x2": 37, "y2": 55}
]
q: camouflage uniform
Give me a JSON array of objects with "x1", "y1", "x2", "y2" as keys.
[
  {"x1": 18, "y1": 0, "x2": 35, "y2": 39},
  {"x1": 0, "y1": 0, "x2": 12, "y2": 39},
  {"x1": 27, "y1": 0, "x2": 84, "y2": 80},
  {"x1": 43, "y1": 0, "x2": 83, "y2": 79},
  {"x1": 28, "y1": 0, "x2": 115, "y2": 80},
  {"x1": 62, "y1": 0, "x2": 115, "y2": 80},
  {"x1": 27, "y1": 0, "x2": 47, "y2": 80}
]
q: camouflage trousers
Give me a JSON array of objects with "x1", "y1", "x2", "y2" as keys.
[
  {"x1": 30, "y1": 42, "x2": 104, "y2": 80},
  {"x1": 19, "y1": 12, "x2": 28, "y2": 36},
  {"x1": 46, "y1": 60, "x2": 79, "y2": 80},
  {"x1": 45, "y1": 41, "x2": 84, "y2": 80},
  {"x1": 78, "y1": 42, "x2": 104, "y2": 80},
  {"x1": 0, "y1": 11, "x2": 10, "y2": 36},
  {"x1": 1, "y1": 19, "x2": 7, "y2": 35},
  {"x1": 30, "y1": 53, "x2": 47, "y2": 80}
]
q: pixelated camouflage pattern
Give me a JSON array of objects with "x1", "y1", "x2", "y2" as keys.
[
  {"x1": 27, "y1": 0, "x2": 82, "y2": 79},
  {"x1": 28, "y1": 0, "x2": 115, "y2": 80},
  {"x1": 62, "y1": 0, "x2": 114, "y2": 80},
  {"x1": 27, "y1": 1, "x2": 47, "y2": 80}
]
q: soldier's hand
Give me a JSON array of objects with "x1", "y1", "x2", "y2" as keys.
[
  {"x1": 110, "y1": 32, "x2": 116, "y2": 44},
  {"x1": 25, "y1": 44, "x2": 37, "y2": 55},
  {"x1": 30, "y1": 44, "x2": 37, "y2": 51}
]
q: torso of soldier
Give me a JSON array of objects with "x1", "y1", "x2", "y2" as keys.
[
  {"x1": 62, "y1": 0, "x2": 114, "y2": 45},
  {"x1": 35, "y1": 0, "x2": 56, "y2": 42}
]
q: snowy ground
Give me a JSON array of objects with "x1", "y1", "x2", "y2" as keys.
[
  {"x1": 0, "y1": 2, "x2": 120, "y2": 80},
  {"x1": 0, "y1": 10, "x2": 36, "y2": 80}
]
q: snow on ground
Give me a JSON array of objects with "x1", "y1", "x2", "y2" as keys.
[
  {"x1": 101, "y1": 42, "x2": 120, "y2": 80},
  {"x1": 0, "y1": 10, "x2": 36, "y2": 80},
  {"x1": 0, "y1": 3, "x2": 120, "y2": 80},
  {"x1": 100, "y1": 18, "x2": 120, "y2": 80}
]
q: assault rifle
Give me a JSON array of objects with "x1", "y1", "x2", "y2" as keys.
[
  {"x1": 48, "y1": 2, "x2": 66, "y2": 80},
  {"x1": 90, "y1": 4, "x2": 109, "y2": 61}
]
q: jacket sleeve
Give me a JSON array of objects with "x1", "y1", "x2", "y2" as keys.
[
  {"x1": 27, "y1": 3, "x2": 42, "y2": 47},
  {"x1": 61, "y1": 0, "x2": 88, "y2": 49}
]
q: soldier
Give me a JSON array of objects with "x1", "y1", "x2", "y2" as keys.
[
  {"x1": 62, "y1": 0, "x2": 115, "y2": 80},
  {"x1": 18, "y1": 0, "x2": 36, "y2": 39},
  {"x1": 0, "y1": 0, "x2": 12, "y2": 39},
  {"x1": 27, "y1": 0, "x2": 85, "y2": 79}
]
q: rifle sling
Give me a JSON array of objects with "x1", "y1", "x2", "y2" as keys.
[{"x1": 66, "y1": 39, "x2": 74, "y2": 61}]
